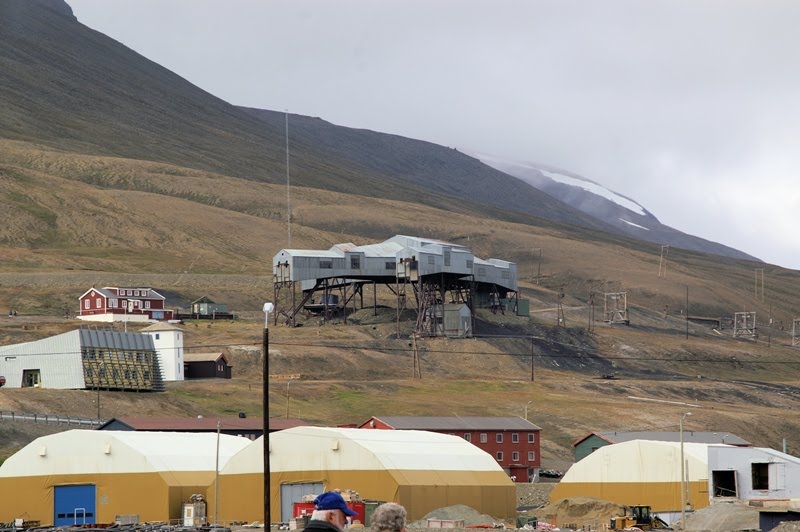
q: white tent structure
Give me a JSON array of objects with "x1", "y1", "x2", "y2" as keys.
[
  {"x1": 212, "y1": 426, "x2": 515, "y2": 523},
  {"x1": 550, "y1": 440, "x2": 713, "y2": 519},
  {"x1": 0, "y1": 430, "x2": 251, "y2": 526}
]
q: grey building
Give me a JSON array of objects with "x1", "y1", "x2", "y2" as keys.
[
  {"x1": 573, "y1": 431, "x2": 750, "y2": 462},
  {"x1": 273, "y1": 235, "x2": 521, "y2": 332}
]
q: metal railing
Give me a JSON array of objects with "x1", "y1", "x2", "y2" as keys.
[{"x1": 0, "y1": 411, "x2": 104, "y2": 427}]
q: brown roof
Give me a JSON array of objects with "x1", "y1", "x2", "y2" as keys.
[
  {"x1": 364, "y1": 416, "x2": 542, "y2": 431},
  {"x1": 105, "y1": 417, "x2": 263, "y2": 431},
  {"x1": 572, "y1": 430, "x2": 751, "y2": 447},
  {"x1": 141, "y1": 322, "x2": 183, "y2": 332},
  {"x1": 269, "y1": 418, "x2": 311, "y2": 431},
  {"x1": 184, "y1": 352, "x2": 227, "y2": 363}
]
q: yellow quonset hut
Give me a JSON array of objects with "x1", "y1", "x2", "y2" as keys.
[
  {"x1": 0, "y1": 429, "x2": 251, "y2": 526},
  {"x1": 550, "y1": 440, "x2": 712, "y2": 514},
  {"x1": 212, "y1": 426, "x2": 515, "y2": 523}
]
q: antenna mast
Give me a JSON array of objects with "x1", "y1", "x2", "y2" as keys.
[{"x1": 286, "y1": 110, "x2": 292, "y2": 247}]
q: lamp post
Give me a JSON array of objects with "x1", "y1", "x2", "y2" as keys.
[
  {"x1": 680, "y1": 412, "x2": 692, "y2": 530},
  {"x1": 525, "y1": 401, "x2": 533, "y2": 421},
  {"x1": 263, "y1": 302, "x2": 274, "y2": 528},
  {"x1": 215, "y1": 420, "x2": 221, "y2": 526}
]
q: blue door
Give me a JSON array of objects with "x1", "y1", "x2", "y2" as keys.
[{"x1": 54, "y1": 485, "x2": 96, "y2": 526}]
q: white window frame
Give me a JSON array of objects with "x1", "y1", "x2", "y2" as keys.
[
  {"x1": 480, "y1": 433, "x2": 487, "y2": 443},
  {"x1": 512, "y1": 433, "x2": 519, "y2": 443},
  {"x1": 496, "y1": 433, "x2": 503, "y2": 444},
  {"x1": 95, "y1": 299, "x2": 101, "y2": 309},
  {"x1": 512, "y1": 451, "x2": 520, "y2": 462},
  {"x1": 528, "y1": 451, "x2": 535, "y2": 461},
  {"x1": 84, "y1": 299, "x2": 90, "y2": 309},
  {"x1": 528, "y1": 433, "x2": 535, "y2": 443},
  {"x1": 496, "y1": 451, "x2": 503, "y2": 462},
  {"x1": 464, "y1": 433, "x2": 471, "y2": 442}
]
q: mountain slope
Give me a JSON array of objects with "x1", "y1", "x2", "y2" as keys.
[
  {"x1": 0, "y1": 0, "x2": 615, "y2": 235},
  {"x1": 473, "y1": 154, "x2": 759, "y2": 262}
]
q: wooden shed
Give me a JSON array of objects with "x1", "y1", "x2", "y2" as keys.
[{"x1": 183, "y1": 352, "x2": 231, "y2": 379}]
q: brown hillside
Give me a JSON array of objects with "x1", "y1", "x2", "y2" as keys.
[{"x1": 0, "y1": 0, "x2": 798, "y2": 473}]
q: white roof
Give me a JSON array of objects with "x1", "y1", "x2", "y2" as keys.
[
  {"x1": 278, "y1": 249, "x2": 341, "y2": 258},
  {"x1": 0, "y1": 430, "x2": 251, "y2": 477},
  {"x1": 354, "y1": 241, "x2": 405, "y2": 257},
  {"x1": 232, "y1": 426, "x2": 507, "y2": 474},
  {"x1": 561, "y1": 440, "x2": 713, "y2": 483}
]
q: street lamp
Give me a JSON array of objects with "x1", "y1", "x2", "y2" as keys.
[
  {"x1": 263, "y1": 302, "x2": 274, "y2": 528},
  {"x1": 680, "y1": 412, "x2": 692, "y2": 530},
  {"x1": 525, "y1": 401, "x2": 533, "y2": 421}
]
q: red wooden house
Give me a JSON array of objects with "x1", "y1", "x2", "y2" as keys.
[
  {"x1": 78, "y1": 287, "x2": 174, "y2": 321},
  {"x1": 358, "y1": 416, "x2": 542, "y2": 482}
]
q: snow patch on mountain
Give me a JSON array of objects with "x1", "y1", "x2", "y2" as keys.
[
  {"x1": 537, "y1": 169, "x2": 646, "y2": 216},
  {"x1": 619, "y1": 218, "x2": 649, "y2": 230}
]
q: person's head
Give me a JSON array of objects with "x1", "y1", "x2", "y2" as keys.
[
  {"x1": 370, "y1": 502, "x2": 407, "y2": 532},
  {"x1": 312, "y1": 492, "x2": 358, "y2": 530}
]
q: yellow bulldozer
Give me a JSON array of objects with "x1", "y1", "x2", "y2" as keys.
[{"x1": 610, "y1": 505, "x2": 672, "y2": 530}]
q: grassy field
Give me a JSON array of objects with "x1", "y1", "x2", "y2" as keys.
[{"x1": 1, "y1": 306, "x2": 799, "y2": 468}]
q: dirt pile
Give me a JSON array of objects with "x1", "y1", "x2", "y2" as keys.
[
  {"x1": 529, "y1": 497, "x2": 624, "y2": 530},
  {"x1": 408, "y1": 505, "x2": 501, "y2": 528},
  {"x1": 680, "y1": 500, "x2": 759, "y2": 531},
  {"x1": 516, "y1": 483, "x2": 557, "y2": 509}
]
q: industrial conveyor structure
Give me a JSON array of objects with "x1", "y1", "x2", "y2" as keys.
[{"x1": 273, "y1": 235, "x2": 517, "y2": 336}]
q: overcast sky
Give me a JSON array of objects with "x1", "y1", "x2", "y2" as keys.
[{"x1": 68, "y1": 0, "x2": 800, "y2": 271}]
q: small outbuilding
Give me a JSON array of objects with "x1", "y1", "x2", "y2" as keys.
[
  {"x1": 0, "y1": 430, "x2": 251, "y2": 526},
  {"x1": 211, "y1": 426, "x2": 515, "y2": 523},
  {"x1": 184, "y1": 352, "x2": 231, "y2": 379}
]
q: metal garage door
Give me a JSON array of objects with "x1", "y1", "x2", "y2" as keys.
[
  {"x1": 54, "y1": 485, "x2": 96, "y2": 526},
  {"x1": 280, "y1": 482, "x2": 323, "y2": 522}
]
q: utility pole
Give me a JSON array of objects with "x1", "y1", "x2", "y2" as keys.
[
  {"x1": 262, "y1": 303, "x2": 274, "y2": 528},
  {"x1": 536, "y1": 248, "x2": 542, "y2": 285},
  {"x1": 286, "y1": 378, "x2": 293, "y2": 419},
  {"x1": 215, "y1": 420, "x2": 221, "y2": 526},
  {"x1": 285, "y1": 111, "x2": 291, "y2": 247},
  {"x1": 530, "y1": 337, "x2": 535, "y2": 382},
  {"x1": 658, "y1": 245, "x2": 669, "y2": 278},
  {"x1": 557, "y1": 288, "x2": 566, "y2": 327},
  {"x1": 680, "y1": 412, "x2": 692, "y2": 530},
  {"x1": 768, "y1": 304, "x2": 772, "y2": 348},
  {"x1": 412, "y1": 334, "x2": 422, "y2": 379},
  {"x1": 685, "y1": 286, "x2": 689, "y2": 340},
  {"x1": 754, "y1": 268, "x2": 764, "y2": 301}
]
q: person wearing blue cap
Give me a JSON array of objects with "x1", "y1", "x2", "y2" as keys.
[{"x1": 304, "y1": 491, "x2": 359, "y2": 532}]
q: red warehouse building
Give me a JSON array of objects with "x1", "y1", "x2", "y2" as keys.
[
  {"x1": 78, "y1": 286, "x2": 174, "y2": 321},
  {"x1": 358, "y1": 416, "x2": 542, "y2": 482}
]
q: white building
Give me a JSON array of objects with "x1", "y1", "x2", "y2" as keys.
[
  {"x1": 0, "y1": 329, "x2": 162, "y2": 391},
  {"x1": 141, "y1": 322, "x2": 184, "y2": 381},
  {"x1": 708, "y1": 445, "x2": 800, "y2": 501},
  {"x1": 274, "y1": 234, "x2": 517, "y2": 292}
]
